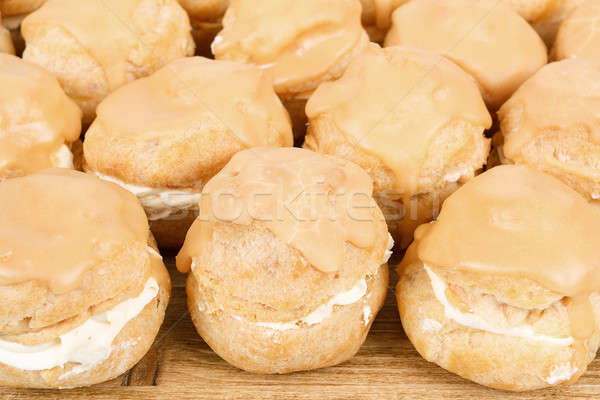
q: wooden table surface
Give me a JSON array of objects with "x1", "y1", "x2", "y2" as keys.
[{"x1": 1, "y1": 255, "x2": 599, "y2": 400}]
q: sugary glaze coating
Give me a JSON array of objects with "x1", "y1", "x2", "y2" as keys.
[
  {"x1": 177, "y1": 147, "x2": 390, "y2": 373},
  {"x1": 21, "y1": 0, "x2": 195, "y2": 123},
  {"x1": 397, "y1": 165, "x2": 600, "y2": 390},
  {"x1": 498, "y1": 59, "x2": 600, "y2": 202},
  {"x1": 553, "y1": 0, "x2": 600, "y2": 61},
  {"x1": 212, "y1": 0, "x2": 368, "y2": 99},
  {"x1": 305, "y1": 44, "x2": 491, "y2": 248},
  {"x1": 505, "y1": 0, "x2": 584, "y2": 45},
  {"x1": 84, "y1": 57, "x2": 292, "y2": 189},
  {"x1": 0, "y1": 169, "x2": 170, "y2": 388},
  {"x1": 0, "y1": 11, "x2": 14, "y2": 54},
  {"x1": 0, "y1": 54, "x2": 81, "y2": 180},
  {"x1": 84, "y1": 57, "x2": 292, "y2": 248},
  {"x1": 178, "y1": 147, "x2": 386, "y2": 275},
  {"x1": 0, "y1": 169, "x2": 148, "y2": 293},
  {"x1": 384, "y1": 0, "x2": 547, "y2": 110},
  {"x1": 359, "y1": 0, "x2": 408, "y2": 42}
]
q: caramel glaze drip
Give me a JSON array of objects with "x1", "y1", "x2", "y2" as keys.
[
  {"x1": 177, "y1": 147, "x2": 380, "y2": 274},
  {"x1": 93, "y1": 57, "x2": 292, "y2": 149},
  {"x1": 212, "y1": 0, "x2": 365, "y2": 95},
  {"x1": 22, "y1": 0, "x2": 150, "y2": 90},
  {"x1": 0, "y1": 54, "x2": 81, "y2": 177},
  {"x1": 407, "y1": 165, "x2": 600, "y2": 344},
  {"x1": 384, "y1": 0, "x2": 547, "y2": 110},
  {"x1": 500, "y1": 59, "x2": 600, "y2": 180},
  {"x1": 0, "y1": 169, "x2": 149, "y2": 294},
  {"x1": 306, "y1": 44, "x2": 491, "y2": 197}
]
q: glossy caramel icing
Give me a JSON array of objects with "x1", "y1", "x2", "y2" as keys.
[
  {"x1": 21, "y1": 0, "x2": 183, "y2": 91},
  {"x1": 177, "y1": 147, "x2": 381, "y2": 274},
  {"x1": 499, "y1": 59, "x2": 600, "y2": 189},
  {"x1": 0, "y1": 54, "x2": 81, "y2": 178},
  {"x1": 384, "y1": 0, "x2": 547, "y2": 110},
  {"x1": 416, "y1": 165, "x2": 600, "y2": 297},
  {"x1": 91, "y1": 57, "x2": 292, "y2": 151},
  {"x1": 212, "y1": 0, "x2": 366, "y2": 96},
  {"x1": 0, "y1": 169, "x2": 149, "y2": 294},
  {"x1": 404, "y1": 164, "x2": 600, "y2": 350},
  {"x1": 306, "y1": 44, "x2": 491, "y2": 196}
]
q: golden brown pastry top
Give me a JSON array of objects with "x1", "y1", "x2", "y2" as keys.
[
  {"x1": 21, "y1": 0, "x2": 190, "y2": 91},
  {"x1": 84, "y1": 57, "x2": 292, "y2": 188},
  {"x1": 384, "y1": 0, "x2": 547, "y2": 110},
  {"x1": 500, "y1": 59, "x2": 600, "y2": 163},
  {"x1": 553, "y1": 0, "x2": 600, "y2": 62},
  {"x1": 0, "y1": 169, "x2": 149, "y2": 294},
  {"x1": 212, "y1": 0, "x2": 365, "y2": 96},
  {"x1": 177, "y1": 147, "x2": 382, "y2": 274},
  {"x1": 414, "y1": 165, "x2": 600, "y2": 298},
  {"x1": 306, "y1": 44, "x2": 491, "y2": 196},
  {"x1": 0, "y1": 54, "x2": 81, "y2": 179},
  {"x1": 177, "y1": 0, "x2": 229, "y2": 24}
]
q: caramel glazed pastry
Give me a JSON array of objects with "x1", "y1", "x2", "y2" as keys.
[
  {"x1": 552, "y1": 0, "x2": 600, "y2": 62},
  {"x1": 84, "y1": 57, "x2": 293, "y2": 249},
  {"x1": 304, "y1": 44, "x2": 492, "y2": 249},
  {"x1": 177, "y1": 147, "x2": 392, "y2": 374},
  {"x1": 0, "y1": 54, "x2": 81, "y2": 181},
  {"x1": 212, "y1": 0, "x2": 369, "y2": 142},
  {"x1": 0, "y1": 169, "x2": 171, "y2": 388},
  {"x1": 496, "y1": 59, "x2": 600, "y2": 206},
  {"x1": 504, "y1": 0, "x2": 584, "y2": 46},
  {"x1": 384, "y1": 0, "x2": 548, "y2": 111},
  {"x1": 20, "y1": 0, "x2": 195, "y2": 124},
  {"x1": 177, "y1": 0, "x2": 229, "y2": 57},
  {"x1": 398, "y1": 165, "x2": 600, "y2": 391}
]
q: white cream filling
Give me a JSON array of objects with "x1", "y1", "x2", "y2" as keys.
[
  {"x1": 91, "y1": 171, "x2": 202, "y2": 220},
  {"x1": 546, "y1": 363, "x2": 578, "y2": 384},
  {"x1": 0, "y1": 278, "x2": 159, "y2": 373},
  {"x1": 226, "y1": 278, "x2": 368, "y2": 331},
  {"x1": 424, "y1": 265, "x2": 574, "y2": 346},
  {"x1": 383, "y1": 233, "x2": 394, "y2": 264},
  {"x1": 50, "y1": 144, "x2": 74, "y2": 169}
]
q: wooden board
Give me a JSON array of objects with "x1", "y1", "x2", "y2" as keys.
[{"x1": 2, "y1": 254, "x2": 600, "y2": 400}]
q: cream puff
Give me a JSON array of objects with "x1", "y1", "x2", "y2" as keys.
[
  {"x1": 505, "y1": 0, "x2": 584, "y2": 46},
  {"x1": 0, "y1": 11, "x2": 14, "y2": 54},
  {"x1": 0, "y1": 54, "x2": 81, "y2": 180},
  {"x1": 177, "y1": 147, "x2": 391, "y2": 374},
  {"x1": 21, "y1": 0, "x2": 195, "y2": 124},
  {"x1": 552, "y1": 0, "x2": 600, "y2": 61},
  {"x1": 84, "y1": 57, "x2": 293, "y2": 249},
  {"x1": 212, "y1": 0, "x2": 368, "y2": 142},
  {"x1": 359, "y1": 0, "x2": 408, "y2": 43},
  {"x1": 397, "y1": 165, "x2": 600, "y2": 391},
  {"x1": 384, "y1": 0, "x2": 547, "y2": 110},
  {"x1": 497, "y1": 59, "x2": 600, "y2": 204},
  {"x1": 177, "y1": 0, "x2": 229, "y2": 57},
  {"x1": 304, "y1": 44, "x2": 491, "y2": 249},
  {"x1": 0, "y1": 168, "x2": 170, "y2": 388}
]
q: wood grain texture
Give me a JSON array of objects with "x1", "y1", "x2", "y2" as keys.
[{"x1": 1, "y1": 254, "x2": 599, "y2": 400}]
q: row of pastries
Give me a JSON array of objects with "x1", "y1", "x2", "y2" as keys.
[{"x1": 1, "y1": 0, "x2": 600, "y2": 392}]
